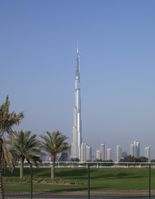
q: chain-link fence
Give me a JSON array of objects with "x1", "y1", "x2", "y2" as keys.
[{"x1": 2, "y1": 162, "x2": 155, "y2": 199}]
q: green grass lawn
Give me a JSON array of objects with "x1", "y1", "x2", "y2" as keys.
[{"x1": 3, "y1": 167, "x2": 155, "y2": 195}]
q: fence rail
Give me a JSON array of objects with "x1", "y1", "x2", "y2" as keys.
[
  {"x1": 20, "y1": 161, "x2": 155, "y2": 168},
  {"x1": 2, "y1": 162, "x2": 155, "y2": 199}
]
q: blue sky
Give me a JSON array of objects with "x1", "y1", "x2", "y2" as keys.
[{"x1": 0, "y1": 0, "x2": 155, "y2": 159}]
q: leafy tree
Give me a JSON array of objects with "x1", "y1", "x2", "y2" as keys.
[
  {"x1": 119, "y1": 155, "x2": 149, "y2": 167},
  {"x1": 70, "y1": 158, "x2": 80, "y2": 162},
  {"x1": 120, "y1": 155, "x2": 137, "y2": 162},
  {"x1": 99, "y1": 160, "x2": 114, "y2": 166},
  {"x1": 138, "y1": 156, "x2": 148, "y2": 162},
  {"x1": 9, "y1": 130, "x2": 41, "y2": 179},
  {"x1": 120, "y1": 155, "x2": 148, "y2": 163},
  {"x1": 0, "y1": 96, "x2": 23, "y2": 198},
  {"x1": 40, "y1": 131, "x2": 70, "y2": 179}
]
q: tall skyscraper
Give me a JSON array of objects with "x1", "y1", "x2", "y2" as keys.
[
  {"x1": 116, "y1": 145, "x2": 122, "y2": 162},
  {"x1": 144, "y1": 146, "x2": 150, "y2": 161},
  {"x1": 81, "y1": 142, "x2": 92, "y2": 162},
  {"x1": 130, "y1": 141, "x2": 140, "y2": 158},
  {"x1": 71, "y1": 48, "x2": 82, "y2": 160},
  {"x1": 100, "y1": 144, "x2": 105, "y2": 160},
  {"x1": 130, "y1": 143, "x2": 134, "y2": 156},
  {"x1": 96, "y1": 150, "x2": 100, "y2": 160},
  {"x1": 86, "y1": 145, "x2": 92, "y2": 162},
  {"x1": 106, "y1": 148, "x2": 112, "y2": 160}
]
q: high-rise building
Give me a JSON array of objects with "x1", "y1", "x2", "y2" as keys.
[
  {"x1": 130, "y1": 141, "x2": 140, "y2": 158},
  {"x1": 106, "y1": 148, "x2": 112, "y2": 160},
  {"x1": 130, "y1": 143, "x2": 134, "y2": 156},
  {"x1": 86, "y1": 145, "x2": 92, "y2": 162},
  {"x1": 121, "y1": 151, "x2": 128, "y2": 158},
  {"x1": 100, "y1": 144, "x2": 105, "y2": 160},
  {"x1": 144, "y1": 146, "x2": 150, "y2": 161},
  {"x1": 96, "y1": 150, "x2": 100, "y2": 160},
  {"x1": 58, "y1": 152, "x2": 69, "y2": 161},
  {"x1": 71, "y1": 48, "x2": 82, "y2": 160},
  {"x1": 133, "y1": 141, "x2": 140, "y2": 158},
  {"x1": 116, "y1": 145, "x2": 122, "y2": 162},
  {"x1": 81, "y1": 142, "x2": 92, "y2": 162}
]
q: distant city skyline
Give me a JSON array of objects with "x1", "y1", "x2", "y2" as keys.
[
  {"x1": 96, "y1": 140, "x2": 151, "y2": 161},
  {"x1": 1, "y1": 1, "x2": 155, "y2": 157}
]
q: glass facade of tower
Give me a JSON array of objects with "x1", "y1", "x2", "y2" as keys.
[{"x1": 71, "y1": 49, "x2": 82, "y2": 160}]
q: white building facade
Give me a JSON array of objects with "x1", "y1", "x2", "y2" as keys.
[
  {"x1": 100, "y1": 144, "x2": 105, "y2": 160},
  {"x1": 81, "y1": 142, "x2": 92, "y2": 162},
  {"x1": 96, "y1": 150, "x2": 100, "y2": 160},
  {"x1": 130, "y1": 141, "x2": 140, "y2": 158},
  {"x1": 106, "y1": 148, "x2": 112, "y2": 160},
  {"x1": 116, "y1": 145, "x2": 122, "y2": 162},
  {"x1": 144, "y1": 146, "x2": 150, "y2": 161}
]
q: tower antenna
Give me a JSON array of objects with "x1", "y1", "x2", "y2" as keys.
[{"x1": 77, "y1": 40, "x2": 79, "y2": 53}]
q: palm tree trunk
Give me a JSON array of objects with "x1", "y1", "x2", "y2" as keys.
[
  {"x1": 51, "y1": 156, "x2": 56, "y2": 180},
  {"x1": 0, "y1": 140, "x2": 5, "y2": 199},
  {"x1": 20, "y1": 159, "x2": 24, "y2": 179},
  {"x1": 0, "y1": 161, "x2": 4, "y2": 199}
]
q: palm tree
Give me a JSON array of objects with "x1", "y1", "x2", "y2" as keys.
[
  {"x1": 0, "y1": 96, "x2": 23, "y2": 198},
  {"x1": 0, "y1": 96, "x2": 24, "y2": 136},
  {"x1": 40, "y1": 131, "x2": 70, "y2": 179},
  {"x1": 0, "y1": 138, "x2": 15, "y2": 198},
  {"x1": 9, "y1": 130, "x2": 41, "y2": 179}
]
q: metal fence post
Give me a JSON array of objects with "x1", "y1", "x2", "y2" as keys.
[
  {"x1": 30, "y1": 163, "x2": 33, "y2": 199},
  {"x1": 88, "y1": 164, "x2": 90, "y2": 199},
  {"x1": 149, "y1": 163, "x2": 151, "y2": 199}
]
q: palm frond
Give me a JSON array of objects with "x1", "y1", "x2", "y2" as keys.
[
  {"x1": 1, "y1": 139, "x2": 14, "y2": 171},
  {"x1": 0, "y1": 96, "x2": 24, "y2": 136},
  {"x1": 40, "y1": 131, "x2": 69, "y2": 158},
  {"x1": 8, "y1": 130, "x2": 42, "y2": 167}
]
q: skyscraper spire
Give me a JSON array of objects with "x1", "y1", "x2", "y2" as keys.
[
  {"x1": 76, "y1": 40, "x2": 79, "y2": 53},
  {"x1": 76, "y1": 48, "x2": 80, "y2": 78},
  {"x1": 71, "y1": 48, "x2": 82, "y2": 160}
]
